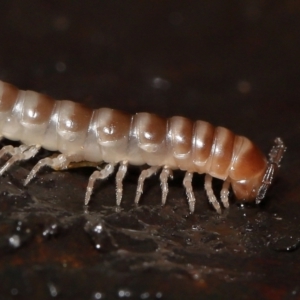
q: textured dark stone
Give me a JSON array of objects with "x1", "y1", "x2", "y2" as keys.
[{"x1": 0, "y1": 1, "x2": 299, "y2": 299}]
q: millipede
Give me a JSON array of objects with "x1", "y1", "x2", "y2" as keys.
[{"x1": 0, "y1": 80, "x2": 286, "y2": 213}]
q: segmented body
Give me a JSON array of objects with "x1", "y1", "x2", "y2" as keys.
[{"x1": 0, "y1": 80, "x2": 286, "y2": 213}]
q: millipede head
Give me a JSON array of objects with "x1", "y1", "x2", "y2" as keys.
[{"x1": 256, "y1": 137, "x2": 286, "y2": 204}]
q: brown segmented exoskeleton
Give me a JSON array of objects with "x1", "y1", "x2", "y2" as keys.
[{"x1": 0, "y1": 80, "x2": 286, "y2": 213}]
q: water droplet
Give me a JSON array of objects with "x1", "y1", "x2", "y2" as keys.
[
  {"x1": 118, "y1": 289, "x2": 131, "y2": 298},
  {"x1": 48, "y1": 283, "x2": 58, "y2": 297},
  {"x1": 140, "y1": 292, "x2": 150, "y2": 299},
  {"x1": 84, "y1": 220, "x2": 117, "y2": 252},
  {"x1": 43, "y1": 223, "x2": 59, "y2": 238},
  {"x1": 94, "y1": 224, "x2": 103, "y2": 234},
  {"x1": 93, "y1": 292, "x2": 103, "y2": 299},
  {"x1": 186, "y1": 237, "x2": 192, "y2": 245},
  {"x1": 9, "y1": 234, "x2": 21, "y2": 248},
  {"x1": 151, "y1": 77, "x2": 170, "y2": 90}
]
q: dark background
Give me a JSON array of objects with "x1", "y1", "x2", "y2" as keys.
[{"x1": 0, "y1": 1, "x2": 299, "y2": 299}]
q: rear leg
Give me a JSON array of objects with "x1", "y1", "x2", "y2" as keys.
[
  {"x1": 220, "y1": 178, "x2": 231, "y2": 208},
  {"x1": 0, "y1": 145, "x2": 41, "y2": 176},
  {"x1": 159, "y1": 166, "x2": 173, "y2": 206},
  {"x1": 183, "y1": 172, "x2": 196, "y2": 213},
  {"x1": 134, "y1": 166, "x2": 160, "y2": 205},
  {"x1": 24, "y1": 153, "x2": 82, "y2": 186},
  {"x1": 84, "y1": 163, "x2": 115, "y2": 205},
  {"x1": 0, "y1": 145, "x2": 30, "y2": 160},
  {"x1": 204, "y1": 174, "x2": 222, "y2": 214},
  {"x1": 116, "y1": 161, "x2": 128, "y2": 206}
]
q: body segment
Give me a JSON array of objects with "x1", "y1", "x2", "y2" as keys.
[{"x1": 0, "y1": 80, "x2": 286, "y2": 213}]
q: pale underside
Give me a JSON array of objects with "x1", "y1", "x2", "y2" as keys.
[{"x1": 0, "y1": 142, "x2": 230, "y2": 214}]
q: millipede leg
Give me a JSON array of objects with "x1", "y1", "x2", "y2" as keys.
[
  {"x1": 24, "y1": 153, "x2": 81, "y2": 186},
  {"x1": 220, "y1": 178, "x2": 231, "y2": 208},
  {"x1": 85, "y1": 163, "x2": 115, "y2": 205},
  {"x1": 0, "y1": 145, "x2": 40, "y2": 176},
  {"x1": 183, "y1": 172, "x2": 196, "y2": 213},
  {"x1": 0, "y1": 145, "x2": 29, "y2": 160},
  {"x1": 204, "y1": 174, "x2": 221, "y2": 214},
  {"x1": 115, "y1": 161, "x2": 128, "y2": 206},
  {"x1": 159, "y1": 166, "x2": 173, "y2": 206},
  {"x1": 135, "y1": 166, "x2": 159, "y2": 205}
]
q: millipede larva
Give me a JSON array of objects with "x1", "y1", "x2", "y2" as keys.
[{"x1": 0, "y1": 80, "x2": 286, "y2": 213}]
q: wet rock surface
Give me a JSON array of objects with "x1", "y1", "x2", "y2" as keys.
[{"x1": 0, "y1": 1, "x2": 299, "y2": 299}]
